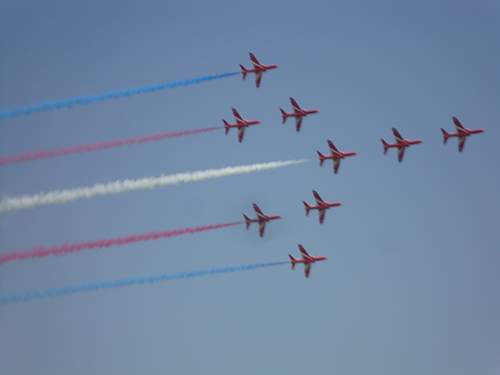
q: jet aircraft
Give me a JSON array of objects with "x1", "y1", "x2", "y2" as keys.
[
  {"x1": 317, "y1": 140, "x2": 357, "y2": 174},
  {"x1": 303, "y1": 190, "x2": 342, "y2": 224},
  {"x1": 239, "y1": 52, "x2": 278, "y2": 88},
  {"x1": 279, "y1": 97, "x2": 319, "y2": 132},
  {"x1": 288, "y1": 244, "x2": 327, "y2": 278},
  {"x1": 223, "y1": 108, "x2": 261, "y2": 142},
  {"x1": 381, "y1": 128, "x2": 422, "y2": 162},
  {"x1": 243, "y1": 203, "x2": 281, "y2": 237},
  {"x1": 441, "y1": 116, "x2": 484, "y2": 152}
]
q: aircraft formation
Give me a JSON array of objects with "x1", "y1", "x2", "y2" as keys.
[
  {"x1": 235, "y1": 52, "x2": 485, "y2": 277},
  {"x1": 235, "y1": 53, "x2": 485, "y2": 153},
  {"x1": 0, "y1": 52, "x2": 487, "y2": 292}
]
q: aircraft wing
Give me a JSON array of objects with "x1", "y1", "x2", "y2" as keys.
[
  {"x1": 453, "y1": 116, "x2": 466, "y2": 131},
  {"x1": 238, "y1": 127, "x2": 245, "y2": 143},
  {"x1": 458, "y1": 136, "x2": 466, "y2": 152},
  {"x1": 295, "y1": 117, "x2": 303, "y2": 132},
  {"x1": 232, "y1": 108, "x2": 243, "y2": 121},
  {"x1": 319, "y1": 209, "x2": 326, "y2": 224},
  {"x1": 298, "y1": 244, "x2": 311, "y2": 258},
  {"x1": 252, "y1": 203, "x2": 264, "y2": 216},
  {"x1": 249, "y1": 52, "x2": 263, "y2": 67},
  {"x1": 304, "y1": 263, "x2": 311, "y2": 278},
  {"x1": 255, "y1": 72, "x2": 263, "y2": 88},
  {"x1": 328, "y1": 140, "x2": 339, "y2": 154},
  {"x1": 290, "y1": 97, "x2": 302, "y2": 112},
  {"x1": 397, "y1": 147, "x2": 406, "y2": 162},
  {"x1": 258, "y1": 221, "x2": 266, "y2": 237},
  {"x1": 392, "y1": 128, "x2": 404, "y2": 142},
  {"x1": 313, "y1": 190, "x2": 324, "y2": 204},
  {"x1": 334, "y1": 159, "x2": 341, "y2": 174}
]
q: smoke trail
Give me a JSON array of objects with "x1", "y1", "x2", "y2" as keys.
[
  {"x1": 0, "y1": 127, "x2": 221, "y2": 166},
  {"x1": 0, "y1": 261, "x2": 289, "y2": 304},
  {"x1": 0, "y1": 222, "x2": 241, "y2": 265},
  {"x1": 0, "y1": 159, "x2": 308, "y2": 213},
  {"x1": 0, "y1": 72, "x2": 239, "y2": 120}
]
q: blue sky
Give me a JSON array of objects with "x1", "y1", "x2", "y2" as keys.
[{"x1": 0, "y1": 0, "x2": 499, "y2": 374}]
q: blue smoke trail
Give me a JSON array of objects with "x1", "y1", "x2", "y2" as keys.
[
  {"x1": 0, "y1": 261, "x2": 288, "y2": 305},
  {"x1": 0, "y1": 71, "x2": 239, "y2": 120}
]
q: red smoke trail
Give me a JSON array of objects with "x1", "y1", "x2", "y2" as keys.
[
  {"x1": 0, "y1": 221, "x2": 242, "y2": 265},
  {"x1": 0, "y1": 126, "x2": 221, "y2": 166}
]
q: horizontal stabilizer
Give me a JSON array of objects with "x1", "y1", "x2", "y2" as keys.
[
  {"x1": 239, "y1": 65, "x2": 248, "y2": 80},
  {"x1": 243, "y1": 214, "x2": 251, "y2": 229},
  {"x1": 317, "y1": 151, "x2": 325, "y2": 166},
  {"x1": 303, "y1": 201, "x2": 311, "y2": 216},
  {"x1": 381, "y1": 139, "x2": 389, "y2": 154},
  {"x1": 440, "y1": 128, "x2": 449, "y2": 144},
  {"x1": 280, "y1": 108, "x2": 288, "y2": 124}
]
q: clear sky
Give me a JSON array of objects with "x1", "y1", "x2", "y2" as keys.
[{"x1": 1, "y1": 0, "x2": 499, "y2": 374}]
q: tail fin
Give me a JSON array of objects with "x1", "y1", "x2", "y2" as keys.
[
  {"x1": 243, "y1": 214, "x2": 251, "y2": 229},
  {"x1": 381, "y1": 139, "x2": 389, "y2": 154},
  {"x1": 317, "y1": 151, "x2": 325, "y2": 166},
  {"x1": 223, "y1": 119, "x2": 230, "y2": 135},
  {"x1": 303, "y1": 201, "x2": 311, "y2": 216},
  {"x1": 288, "y1": 254, "x2": 296, "y2": 269},
  {"x1": 279, "y1": 108, "x2": 287, "y2": 124},
  {"x1": 440, "y1": 128, "x2": 449, "y2": 144},
  {"x1": 239, "y1": 64, "x2": 248, "y2": 80}
]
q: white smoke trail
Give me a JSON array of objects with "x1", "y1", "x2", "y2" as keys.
[{"x1": 0, "y1": 159, "x2": 308, "y2": 213}]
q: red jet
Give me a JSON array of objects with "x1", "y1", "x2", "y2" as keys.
[
  {"x1": 317, "y1": 140, "x2": 357, "y2": 174},
  {"x1": 239, "y1": 52, "x2": 278, "y2": 88},
  {"x1": 279, "y1": 97, "x2": 320, "y2": 132},
  {"x1": 288, "y1": 244, "x2": 327, "y2": 278},
  {"x1": 381, "y1": 128, "x2": 423, "y2": 162},
  {"x1": 441, "y1": 116, "x2": 484, "y2": 152},
  {"x1": 303, "y1": 190, "x2": 342, "y2": 224},
  {"x1": 243, "y1": 203, "x2": 281, "y2": 237},
  {"x1": 223, "y1": 108, "x2": 261, "y2": 143}
]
